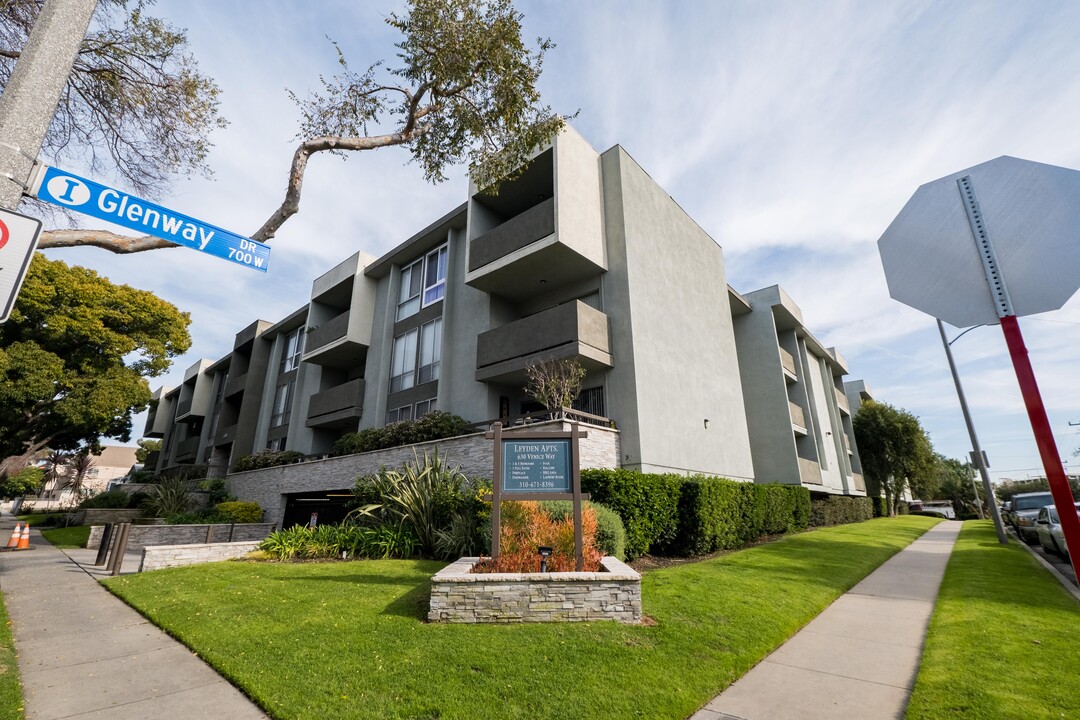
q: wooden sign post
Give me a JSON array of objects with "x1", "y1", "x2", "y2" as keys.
[{"x1": 488, "y1": 422, "x2": 589, "y2": 571}]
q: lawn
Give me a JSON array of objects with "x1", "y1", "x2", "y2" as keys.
[
  {"x1": 907, "y1": 520, "x2": 1080, "y2": 719},
  {"x1": 0, "y1": 595, "x2": 23, "y2": 720},
  {"x1": 39, "y1": 525, "x2": 90, "y2": 549},
  {"x1": 104, "y1": 516, "x2": 938, "y2": 720}
]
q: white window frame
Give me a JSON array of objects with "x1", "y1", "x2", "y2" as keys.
[
  {"x1": 386, "y1": 405, "x2": 413, "y2": 425},
  {"x1": 422, "y1": 245, "x2": 448, "y2": 307},
  {"x1": 270, "y1": 380, "x2": 294, "y2": 428},
  {"x1": 417, "y1": 318, "x2": 442, "y2": 385},
  {"x1": 414, "y1": 398, "x2": 436, "y2": 418},
  {"x1": 390, "y1": 328, "x2": 419, "y2": 393},
  {"x1": 281, "y1": 328, "x2": 305, "y2": 373},
  {"x1": 396, "y1": 258, "x2": 423, "y2": 321}
]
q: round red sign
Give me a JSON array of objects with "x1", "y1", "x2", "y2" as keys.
[{"x1": 0, "y1": 219, "x2": 8, "y2": 250}]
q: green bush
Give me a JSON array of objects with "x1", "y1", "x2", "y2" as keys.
[
  {"x1": 539, "y1": 501, "x2": 627, "y2": 561},
  {"x1": 259, "y1": 522, "x2": 417, "y2": 561},
  {"x1": 872, "y1": 496, "x2": 888, "y2": 517},
  {"x1": 215, "y1": 501, "x2": 263, "y2": 524},
  {"x1": 126, "y1": 491, "x2": 151, "y2": 509},
  {"x1": 898, "y1": 500, "x2": 910, "y2": 515},
  {"x1": 166, "y1": 509, "x2": 230, "y2": 525},
  {"x1": 198, "y1": 478, "x2": 234, "y2": 504},
  {"x1": 231, "y1": 450, "x2": 305, "y2": 473},
  {"x1": 331, "y1": 411, "x2": 471, "y2": 456},
  {"x1": 141, "y1": 477, "x2": 194, "y2": 518},
  {"x1": 580, "y1": 468, "x2": 683, "y2": 560},
  {"x1": 674, "y1": 477, "x2": 755, "y2": 555},
  {"x1": 809, "y1": 496, "x2": 875, "y2": 527},
  {"x1": 755, "y1": 484, "x2": 811, "y2": 535},
  {"x1": 78, "y1": 490, "x2": 131, "y2": 509}
]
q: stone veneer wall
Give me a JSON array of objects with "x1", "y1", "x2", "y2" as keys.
[
  {"x1": 73, "y1": 508, "x2": 144, "y2": 526},
  {"x1": 139, "y1": 541, "x2": 262, "y2": 572},
  {"x1": 429, "y1": 556, "x2": 641, "y2": 624},
  {"x1": 226, "y1": 420, "x2": 621, "y2": 526},
  {"x1": 88, "y1": 522, "x2": 275, "y2": 551}
]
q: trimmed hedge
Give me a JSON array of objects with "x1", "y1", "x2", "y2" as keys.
[
  {"x1": 809, "y1": 496, "x2": 874, "y2": 527},
  {"x1": 332, "y1": 411, "x2": 471, "y2": 456},
  {"x1": 232, "y1": 450, "x2": 305, "y2": 473},
  {"x1": 215, "y1": 501, "x2": 263, "y2": 524},
  {"x1": 581, "y1": 469, "x2": 812, "y2": 559}
]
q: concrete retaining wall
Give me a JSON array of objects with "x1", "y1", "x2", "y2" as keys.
[
  {"x1": 88, "y1": 523, "x2": 275, "y2": 551},
  {"x1": 139, "y1": 541, "x2": 262, "y2": 572},
  {"x1": 429, "y1": 556, "x2": 641, "y2": 624},
  {"x1": 73, "y1": 508, "x2": 144, "y2": 526},
  {"x1": 226, "y1": 420, "x2": 621, "y2": 526}
]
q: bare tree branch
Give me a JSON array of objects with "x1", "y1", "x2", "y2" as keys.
[{"x1": 38, "y1": 229, "x2": 176, "y2": 253}]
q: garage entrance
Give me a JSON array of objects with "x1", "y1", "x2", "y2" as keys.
[{"x1": 281, "y1": 490, "x2": 354, "y2": 528}]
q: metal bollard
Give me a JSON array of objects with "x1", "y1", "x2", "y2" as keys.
[
  {"x1": 205, "y1": 524, "x2": 214, "y2": 543},
  {"x1": 94, "y1": 523, "x2": 114, "y2": 566},
  {"x1": 228, "y1": 521, "x2": 235, "y2": 542},
  {"x1": 107, "y1": 523, "x2": 132, "y2": 576}
]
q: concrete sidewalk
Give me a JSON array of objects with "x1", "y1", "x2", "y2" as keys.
[
  {"x1": 693, "y1": 520, "x2": 962, "y2": 720},
  {"x1": 0, "y1": 516, "x2": 267, "y2": 719}
]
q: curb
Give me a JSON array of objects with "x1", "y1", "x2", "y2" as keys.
[{"x1": 1010, "y1": 530, "x2": 1080, "y2": 603}]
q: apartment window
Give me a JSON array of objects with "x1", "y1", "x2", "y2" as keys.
[
  {"x1": 280, "y1": 327, "x2": 305, "y2": 373},
  {"x1": 414, "y1": 398, "x2": 436, "y2": 418},
  {"x1": 270, "y1": 380, "x2": 294, "y2": 428},
  {"x1": 397, "y1": 258, "x2": 423, "y2": 320},
  {"x1": 396, "y1": 244, "x2": 448, "y2": 320},
  {"x1": 423, "y1": 245, "x2": 448, "y2": 305},
  {"x1": 386, "y1": 405, "x2": 413, "y2": 424},
  {"x1": 390, "y1": 328, "x2": 419, "y2": 393},
  {"x1": 417, "y1": 318, "x2": 442, "y2": 384},
  {"x1": 267, "y1": 437, "x2": 285, "y2": 451}
]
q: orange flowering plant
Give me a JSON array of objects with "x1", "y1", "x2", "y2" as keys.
[{"x1": 473, "y1": 501, "x2": 603, "y2": 573}]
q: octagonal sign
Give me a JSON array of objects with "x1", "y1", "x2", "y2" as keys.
[{"x1": 878, "y1": 156, "x2": 1080, "y2": 328}]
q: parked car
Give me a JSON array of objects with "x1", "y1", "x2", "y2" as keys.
[
  {"x1": 1000, "y1": 501, "x2": 1012, "y2": 525},
  {"x1": 919, "y1": 501, "x2": 956, "y2": 520},
  {"x1": 1035, "y1": 502, "x2": 1080, "y2": 558},
  {"x1": 1011, "y1": 492, "x2": 1055, "y2": 543}
]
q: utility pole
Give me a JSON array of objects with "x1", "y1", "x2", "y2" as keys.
[
  {"x1": 937, "y1": 319, "x2": 1007, "y2": 543},
  {"x1": 0, "y1": 0, "x2": 97, "y2": 211}
]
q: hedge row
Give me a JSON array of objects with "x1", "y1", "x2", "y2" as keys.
[
  {"x1": 332, "y1": 411, "x2": 470, "y2": 456},
  {"x1": 809, "y1": 496, "x2": 874, "y2": 527},
  {"x1": 580, "y1": 469, "x2": 811, "y2": 559},
  {"x1": 232, "y1": 450, "x2": 305, "y2": 473}
]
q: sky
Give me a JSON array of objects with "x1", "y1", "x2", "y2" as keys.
[{"x1": 26, "y1": 0, "x2": 1080, "y2": 484}]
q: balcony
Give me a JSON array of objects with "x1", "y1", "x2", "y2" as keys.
[
  {"x1": 475, "y1": 301, "x2": 612, "y2": 383},
  {"x1": 304, "y1": 311, "x2": 368, "y2": 369},
  {"x1": 213, "y1": 423, "x2": 238, "y2": 446},
  {"x1": 224, "y1": 372, "x2": 247, "y2": 398},
  {"x1": 852, "y1": 473, "x2": 866, "y2": 492},
  {"x1": 469, "y1": 198, "x2": 554, "y2": 272},
  {"x1": 780, "y1": 346, "x2": 797, "y2": 381},
  {"x1": 175, "y1": 436, "x2": 199, "y2": 461},
  {"x1": 835, "y1": 387, "x2": 849, "y2": 414},
  {"x1": 306, "y1": 378, "x2": 365, "y2": 429},
  {"x1": 789, "y1": 401, "x2": 807, "y2": 434},
  {"x1": 798, "y1": 457, "x2": 822, "y2": 485}
]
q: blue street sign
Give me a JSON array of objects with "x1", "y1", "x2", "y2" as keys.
[{"x1": 30, "y1": 165, "x2": 270, "y2": 272}]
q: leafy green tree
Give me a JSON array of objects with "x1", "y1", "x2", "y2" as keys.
[
  {"x1": 525, "y1": 358, "x2": 587, "y2": 417},
  {"x1": 134, "y1": 438, "x2": 161, "y2": 464},
  {"x1": 852, "y1": 400, "x2": 938, "y2": 516},
  {"x1": 932, "y1": 454, "x2": 982, "y2": 518},
  {"x1": 0, "y1": 255, "x2": 190, "y2": 479},
  {"x1": 28, "y1": 0, "x2": 566, "y2": 253},
  {"x1": 0, "y1": 466, "x2": 42, "y2": 499}
]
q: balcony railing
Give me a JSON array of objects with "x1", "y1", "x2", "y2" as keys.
[
  {"x1": 835, "y1": 387, "x2": 849, "y2": 413},
  {"x1": 468, "y1": 197, "x2": 555, "y2": 272},
  {"x1": 306, "y1": 378, "x2": 365, "y2": 427},
  {"x1": 175, "y1": 398, "x2": 193, "y2": 418},
  {"x1": 307, "y1": 310, "x2": 350, "y2": 352},
  {"x1": 852, "y1": 473, "x2": 866, "y2": 492},
  {"x1": 789, "y1": 400, "x2": 806, "y2": 430},
  {"x1": 780, "y1": 346, "x2": 797, "y2": 379},
  {"x1": 475, "y1": 301, "x2": 611, "y2": 381},
  {"x1": 214, "y1": 423, "x2": 238, "y2": 446},
  {"x1": 224, "y1": 372, "x2": 247, "y2": 398},
  {"x1": 798, "y1": 457, "x2": 822, "y2": 485},
  {"x1": 175, "y1": 436, "x2": 199, "y2": 460}
]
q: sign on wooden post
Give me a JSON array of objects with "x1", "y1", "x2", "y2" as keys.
[{"x1": 487, "y1": 422, "x2": 589, "y2": 571}]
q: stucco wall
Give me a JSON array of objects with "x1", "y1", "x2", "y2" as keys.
[{"x1": 226, "y1": 420, "x2": 621, "y2": 527}]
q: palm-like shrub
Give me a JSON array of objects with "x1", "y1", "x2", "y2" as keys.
[{"x1": 142, "y1": 477, "x2": 193, "y2": 517}]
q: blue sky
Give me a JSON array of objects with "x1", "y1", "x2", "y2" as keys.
[{"x1": 32, "y1": 0, "x2": 1080, "y2": 483}]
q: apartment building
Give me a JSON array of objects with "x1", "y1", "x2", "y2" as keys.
[{"x1": 145, "y1": 126, "x2": 870, "y2": 499}]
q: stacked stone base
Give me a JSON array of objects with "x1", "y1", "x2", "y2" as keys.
[
  {"x1": 139, "y1": 540, "x2": 261, "y2": 572},
  {"x1": 429, "y1": 556, "x2": 641, "y2": 624}
]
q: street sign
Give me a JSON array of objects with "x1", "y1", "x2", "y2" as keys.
[
  {"x1": 878, "y1": 156, "x2": 1080, "y2": 328},
  {"x1": 28, "y1": 164, "x2": 270, "y2": 272},
  {"x1": 0, "y1": 207, "x2": 43, "y2": 323}
]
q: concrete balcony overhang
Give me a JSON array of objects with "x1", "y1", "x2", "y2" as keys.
[
  {"x1": 475, "y1": 301, "x2": 612, "y2": 384},
  {"x1": 213, "y1": 423, "x2": 238, "y2": 447},
  {"x1": 175, "y1": 436, "x2": 199, "y2": 462},
  {"x1": 306, "y1": 378, "x2": 365, "y2": 429},
  {"x1": 223, "y1": 372, "x2": 247, "y2": 399},
  {"x1": 304, "y1": 311, "x2": 369, "y2": 369}
]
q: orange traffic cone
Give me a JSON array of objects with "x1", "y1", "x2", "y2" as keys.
[
  {"x1": 16, "y1": 525, "x2": 29, "y2": 550},
  {"x1": 6, "y1": 523, "x2": 21, "y2": 548}
]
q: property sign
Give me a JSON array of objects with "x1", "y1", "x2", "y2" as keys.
[
  {"x1": 502, "y1": 438, "x2": 572, "y2": 493},
  {"x1": 0, "y1": 208, "x2": 43, "y2": 323},
  {"x1": 28, "y1": 164, "x2": 270, "y2": 272}
]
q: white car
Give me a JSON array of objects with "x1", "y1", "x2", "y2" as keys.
[{"x1": 1034, "y1": 502, "x2": 1080, "y2": 558}]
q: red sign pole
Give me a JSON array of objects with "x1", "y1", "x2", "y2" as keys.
[{"x1": 1000, "y1": 315, "x2": 1080, "y2": 579}]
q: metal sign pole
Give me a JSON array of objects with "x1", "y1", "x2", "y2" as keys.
[
  {"x1": 957, "y1": 176, "x2": 1080, "y2": 574},
  {"x1": 491, "y1": 422, "x2": 503, "y2": 561}
]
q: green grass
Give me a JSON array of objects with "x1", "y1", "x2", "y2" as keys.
[
  {"x1": 0, "y1": 593, "x2": 24, "y2": 719},
  {"x1": 104, "y1": 516, "x2": 938, "y2": 720},
  {"x1": 15, "y1": 514, "x2": 52, "y2": 528},
  {"x1": 907, "y1": 520, "x2": 1080, "y2": 719},
  {"x1": 39, "y1": 525, "x2": 90, "y2": 549}
]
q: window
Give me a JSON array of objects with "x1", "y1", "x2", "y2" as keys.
[
  {"x1": 386, "y1": 405, "x2": 412, "y2": 424},
  {"x1": 280, "y1": 327, "x2": 305, "y2": 373},
  {"x1": 423, "y1": 245, "x2": 448, "y2": 305},
  {"x1": 266, "y1": 437, "x2": 285, "y2": 451},
  {"x1": 390, "y1": 328, "x2": 419, "y2": 393},
  {"x1": 396, "y1": 244, "x2": 447, "y2": 320},
  {"x1": 417, "y1": 318, "x2": 442, "y2": 384},
  {"x1": 270, "y1": 380, "x2": 294, "y2": 428},
  {"x1": 396, "y1": 258, "x2": 423, "y2": 320},
  {"x1": 414, "y1": 398, "x2": 436, "y2": 418}
]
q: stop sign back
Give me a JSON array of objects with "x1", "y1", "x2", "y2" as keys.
[
  {"x1": 0, "y1": 208, "x2": 43, "y2": 323},
  {"x1": 878, "y1": 156, "x2": 1080, "y2": 327}
]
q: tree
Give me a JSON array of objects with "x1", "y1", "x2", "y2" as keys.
[
  {"x1": 0, "y1": 1, "x2": 223, "y2": 205},
  {"x1": 64, "y1": 450, "x2": 96, "y2": 502},
  {"x1": 852, "y1": 400, "x2": 938, "y2": 516},
  {"x1": 134, "y1": 438, "x2": 161, "y2": 463},
  {"x1": 26, "y1": 0, "x2": 566, "y2": 254},
  {"x1": 0, "y1": 465, "x2": 42, "y2": 500},
  {"x1": 525, "y1": 358, "x2": 586, "y2": 417},
  {"x1": 0, "y1": 254, "x2": 191, "y2": 479},
  {"x1": 932, "y1": 454, "x2": 982, "y2": 518}
]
